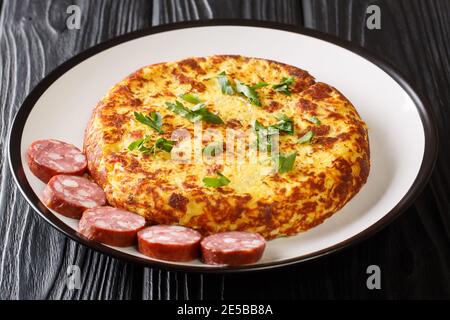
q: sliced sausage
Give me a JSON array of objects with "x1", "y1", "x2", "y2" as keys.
[
  {"x1": 27, "y1": 139, "x2": 87, "y2": 183},
  {"x1": 42, "y1": 175, "x2": 106, "y2": 218},
  {"x1": 79, "y1": 206, "x2": 146, "y2": 247},
  {"x1": 137, "y1": 225, "x2": 202, "y2": 262},
  {"x1": 201, "y1": 231, "x2": 266, "y2": 265}
]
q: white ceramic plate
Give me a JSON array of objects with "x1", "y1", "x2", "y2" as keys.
[{"x1": 8, "y1": 21, "x2": 437, "y2": 272}]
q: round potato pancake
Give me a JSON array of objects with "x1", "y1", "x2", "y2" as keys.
[{"x1": 84, "y1": 55, "x2": 369, "y2": 239}]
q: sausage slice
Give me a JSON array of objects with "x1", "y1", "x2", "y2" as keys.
[
  {"x1": 201, "y1": 231, "x2": 266, "y2": 265},
  {"x1": 27, "y1": 139, "x2": 87, "y2": 183},
  {"x1": 79, "y1": 206, "x2": 146, "y2": 247},
  {"x1": 137, "y1": 225, "x2": 202, "y2": 262},
  {"x1": 42, "y1": 175, "x2": 106, "y2": 218}
]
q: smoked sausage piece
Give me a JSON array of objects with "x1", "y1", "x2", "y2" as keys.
[
  {"x1": 200, "y1": 231, "x2": 266, "y2": 265},
  {"x1": 42, "y1": 175, "x2": 106, "y2": 218},
  {"x1": 79, "y1": 206, "x2": 146, "y2": 247},
  {"x1": 27, "y1": 139, "x2": 87, "y2": 183},
  {"x1": 138, "y1": 225, "x2": 202, "y2": 262}
]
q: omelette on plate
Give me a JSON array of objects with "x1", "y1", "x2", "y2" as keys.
[{"x1": 84, "y1": 55, "x2": 370, "y2": 239}]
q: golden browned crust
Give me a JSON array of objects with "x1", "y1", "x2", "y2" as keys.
[{"x1": 84, "y1": 55, "x2": 370, "y2": 239}]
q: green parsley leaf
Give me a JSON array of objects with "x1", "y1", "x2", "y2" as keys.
[
  {"x1": 271, "y1": 114, "x2": 294, "y2": 135},
  {"x1": 178, "y1": 93, "x2": 208, "y2": 112},
  {"x1": 272, "y1": 76, "x2": 295, "y2": 96},
  {"x1": 128, "y1": 138, "x2": 145, "y2": 151},
  {"x1": 139, "y1": 146, "x2": 153, "y2": 154},
  {"x1": 253, "y1": 115, "x2": 294, "y2": 152},
  {"x1": 254, "y1": 120, "x2": 278, "y2": 152},
  {"x1": 151, "y1": 137, "x2": 175, "y2": 153},
  {"x1": 134, "y1": 111, "x2": 164, "y2": 133},
  {"x1": 151, "y1": 112, "x2": 163, "y2": 128},
  {"x1": 254, "y1": 120, "x2": 269, "y2": 152},
  {"x1": 254, "y1": 120, "x2": 266, "y2": 132},
  {"x1": 165, "y1": 101, "x2": 224, "y2": 124},
  {"x1": 217, "y1": 72, "x2": 234, "y2": 95},
  {"x1": 298, "y1": 131, "x2": 314, "y2": 144},
  {"x1": 191, "y1": 102, "x2": 207, "y2": 111},
  {"x1": 251, "y1": 81, "x2": 269, "y2": 90},
  {"x1": 179, "y1": 93, "x2": 202, "y2": 104},
  {"x1": 273, "y1": 152, "x2": 297, "y2": 173},
  {"x1": 309, "y1": 116, "x2": 321, "y2": 125},
  {"x1": 165, "y1": 101, "x2": 195, "y2": 119},
  {"x1": 128, "y1": 136, "x2": 151, "y2": 153},
  {"x1": 193, "y1": 107, "x2": 225, "y2": 124},
  {"x1": 235, "y1": 80, "x2": 261, "y2": 106},
  {"x1": 128, "y1": 136, "x2": 174, "y2": 155},
  {"x1": 202, "y1": 172, "x2": 231, "y2": 188}
]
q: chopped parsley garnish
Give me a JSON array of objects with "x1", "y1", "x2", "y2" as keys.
[
  {"x1": 254, "y1": 120, "x2": 278, "y2": 152},
  {"x1": 165, "y1": 101, "x2": 194, "y2": 119},
  {"x1": 191, "y1": 102, "x2": 207, "y2": 111},
  {"x1": 309, "y1": 116, "x2": 321, "y2": 125},
  {"x1": 179, "y1": 93, "x2": 202, "y2": 104},
  {"x1": 217, "y1": 73, "x2": 269, "y2": 106},
  {"x1": 151, "y1": 137, "x2": 175, "y2": 153},
  {"x1": 298, "y1": 131, "x2": 314, "y2": 144},
  {"x1": 128, "y1": 136, "x2": 151, "y2": 152},
  {"x1": 134, "y1": 111, "x2": 164, "y2": 133},
  {"x1": 191, "y1": 105, "x2": 224, "y2": 124},
  {"x1": 273, "y1": 152, "x2": 297, "y2": 173},
  {"x1": 251, "y1": 81, "x2": 269, "y2": 90},
  {"x1": 271, "y1": 114, "x2": 294, "y2": 135},
  {"x1": 203, "y1": 142, "x2": 223, "y2": 157},
  {"x1": 253, "y1": 115, "x2": 294, "y2": 152},
  {"x1": 217, "y1": 72, "x2": 234, "y2": 95},
  {"x1": 272, "y1": 76, "x2": 295, "y2": 96},
  {"x1": 235, "y1": 80, "x2": 262, "y2": 106},
  {"x1": 128, "y1": 136, "x2": 174, "y2": 154},
  {"x1": 165, "y1": 101, "x2": 224, "y2": 124},
  {"x1": 202, "y1": 172, "x2": 231, "y2": 188}
]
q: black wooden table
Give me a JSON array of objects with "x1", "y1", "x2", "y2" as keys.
[{"x1": 0, "y1": 0, "x2": 449, "y2": 300}]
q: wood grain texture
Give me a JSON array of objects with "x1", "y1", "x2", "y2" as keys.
[
  {"x1": 0, "y1": 0, "x2": 448, "y2": 300},
  {"x1": 302, "y1": 0, "x2": 450, "y2": 299},
  {"x1": 0, "y1": 0, "x2": 152, "y2": 300}
]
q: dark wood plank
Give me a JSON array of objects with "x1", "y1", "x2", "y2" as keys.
[
  {"x1": 150, "y1": 0, "x2": 302, "y2": 25},
  {"x1": 301, "y1": 0, "x2": 450, "y2": 299}
]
